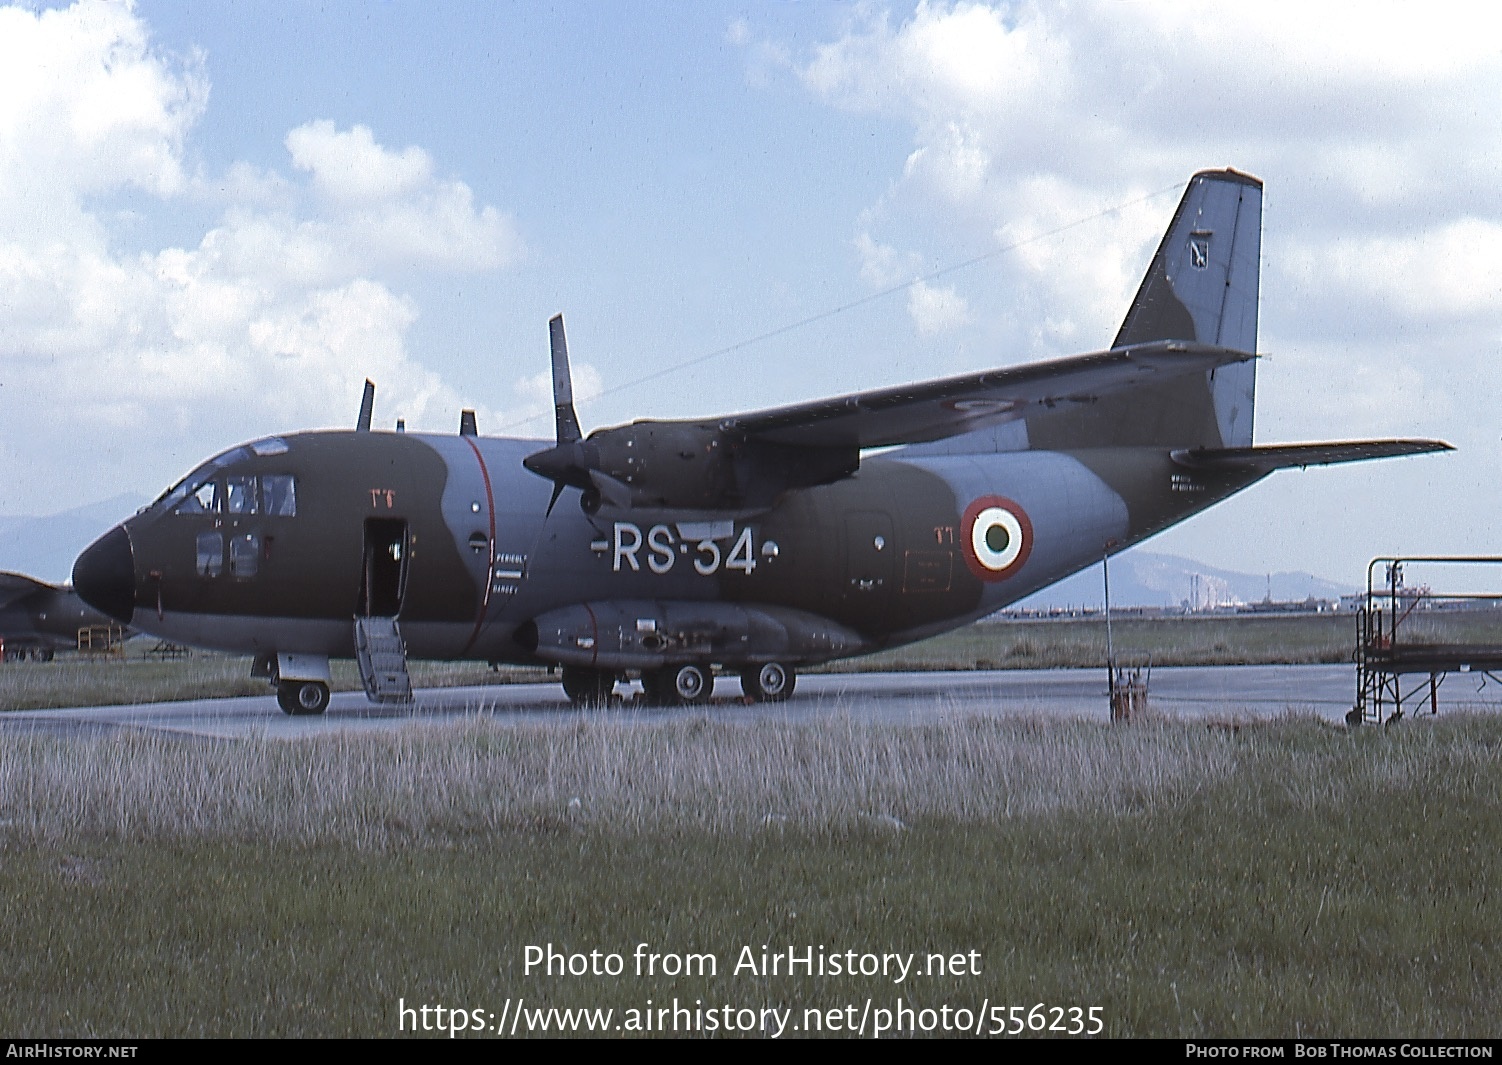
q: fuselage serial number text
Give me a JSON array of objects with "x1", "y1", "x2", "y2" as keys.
[{"x1": 610, "y1": 522, "x2": 771, "y2": 577}]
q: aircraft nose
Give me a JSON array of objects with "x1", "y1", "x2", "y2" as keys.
[{"x1": 72, "y1": 525, "x2": 136, "y2": 624}]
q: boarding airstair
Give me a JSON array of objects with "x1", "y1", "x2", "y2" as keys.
[{"x1": 354, "y1": 616, "x2": 414, "y2": 703}]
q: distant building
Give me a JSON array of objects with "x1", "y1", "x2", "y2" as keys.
[{"x1": 1184, "y1": 572, "x2": 1239, "y2": 612}]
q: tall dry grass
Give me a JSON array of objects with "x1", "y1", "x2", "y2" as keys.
[
  {"x1": 7, "y1": 713, "x2": 1499, "y2": 848},
  {"x1": 0, "y1": 715, "x2": 1242, "y2": 845}
]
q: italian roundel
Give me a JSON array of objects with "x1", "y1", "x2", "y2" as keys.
[{"x1": 960, "y1": 496, "x2": 1033, "y2": 581}]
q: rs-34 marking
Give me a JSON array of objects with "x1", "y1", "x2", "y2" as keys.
[{"x1": 612, "y1": 522, "x2": 764, "y2": 576}]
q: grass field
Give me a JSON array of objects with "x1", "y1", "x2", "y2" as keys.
[
  {"x1": 832, "y1": 612, "x2": 1361, "y2": 673},
  {"x1": 0, "y1": 653, "x2": 548, "y2": 712},
  {"x1": 0, "y1": 612, "x2": 1374, "y2": 712},
  {"x1": 1, "y1": 715, "x2": 1500, "y2": 1037}
]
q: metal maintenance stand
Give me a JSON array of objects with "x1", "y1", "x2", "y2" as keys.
[{"x1": 1351, "y1": 556, "x2": 1502, "y2": 725}]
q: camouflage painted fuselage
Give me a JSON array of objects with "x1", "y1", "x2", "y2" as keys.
[
  {"x1": 94, "y1": 427, "x2": 1261, "y2": 666},
  {"x1": 76, "y1": 168, "x2": 1446, "y2": 689}
]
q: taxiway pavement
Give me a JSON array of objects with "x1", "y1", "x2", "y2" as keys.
[{"x1": 6, "y1": 664, "x2": 1502, "y2": 739}]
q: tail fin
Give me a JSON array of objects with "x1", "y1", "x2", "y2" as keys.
[
  {"x1": 1114, "y1": 168, "x2": 1262, "y2": 355},
  {"x1": 1028, "y1": 168, "x2": 1262, "y2": 451}
]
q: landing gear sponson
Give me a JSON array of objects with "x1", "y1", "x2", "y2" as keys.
[
  {"x1": 525, "y1": 600, "x2": 852, "y2": 708},
  {"x1": 559, "y1": 661, "x2": 797, "y2": 707}
]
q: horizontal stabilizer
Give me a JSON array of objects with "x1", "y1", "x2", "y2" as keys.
[{"x1": 1171, "y1": 439, "x2": 1453, "y2": 473}]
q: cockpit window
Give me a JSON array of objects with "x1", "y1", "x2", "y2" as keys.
[
  {"x1": 249, "y1": 437, "x2": 289, "y2": 457},
  {"x1": 156, "y1": 445, "x2": 250, "y2": 512},
  {"x1": 176, "y1": 482, "x2": 220, "y2": 515},
  {"x1": 225, "y1": 476, "x2": 258, "y2": 515},
  {"x1": 261, "y1": 474, "x2": 297, "y2": 516},
  {"x1": 165, "y1": 465, "x2": 297, "y2": 519}
]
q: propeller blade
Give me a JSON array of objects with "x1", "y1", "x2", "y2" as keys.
[
  {"x1": 356, "y1": 380, "x2": 375, "y2": 431},
  {"x1": 524, "y1": 316, "x2": 599, "y2": 514},
  {"x1": 550, "y1": 314, "x2": 583, "y2": 446}
]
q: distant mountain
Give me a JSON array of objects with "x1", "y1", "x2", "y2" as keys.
[
  {"x1": 1013, "y1": 549, "x2": 1353, "y2": 611},
  {"x1": 0, "y1": 494, "x2": 147, "y2": 584}
]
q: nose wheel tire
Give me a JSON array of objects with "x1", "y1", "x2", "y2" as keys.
[
  {"x1": 277, "y1": 680, "x2": 330, "y2": 716},
  {"x1": 740, "y1": 662, "x2": 795, "y2": 702},
  {"x1": 561, "y1": 666, "x2": 617, "y2": 706}
]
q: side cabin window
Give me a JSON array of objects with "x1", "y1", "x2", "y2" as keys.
[
  {"x1": 228, "y1": 533, "x2": 259, "y2": 579},
  {"x1": 196, "y1": 532, "x2": 223, "y2": 577}
]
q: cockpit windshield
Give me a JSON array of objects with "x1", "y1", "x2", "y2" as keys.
[{"x1": 152, "y1": 445, "x2": 251, "y2": 512}]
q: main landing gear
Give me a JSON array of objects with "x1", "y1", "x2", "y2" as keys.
[
  {"x1": 642, "y1": 663, "x2": 714, "y2": 707},
  {"x1": 560, "y1": 665, "x2": 616, "y2": 707},
  {"x1": 277, "y1": 679, "x2": 330, "y2": 716},
  {"x1": 740, "y1": 661, "x2": 796, "y2": 702},
  {"x1": 558, "y1": 661, "x2": 799, "y2": 708}
]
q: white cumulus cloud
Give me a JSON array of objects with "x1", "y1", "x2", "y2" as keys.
[
  {"x1": 907, "y1": 280, "x2": 971, "y2": 336},
  {"x1": 753, "y1": 0, "x2": 1502, "y2": 579},
  {"x1": 0, "y1": 1, "x2": 523, "y2": 514},
  {"x1": 779, "y1": 0, "x2": 1502, "y2": 377}
]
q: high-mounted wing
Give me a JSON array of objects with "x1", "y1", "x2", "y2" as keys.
[
  {"x1": 522, "y1": 319, "x2": 1254, "y2": 514},
  {"x1": 724, "y1": 340, "x2": 1251, "y2": 448},
  {"x1": 0, "y1": 571, "x2": 52, "y2": 612}
]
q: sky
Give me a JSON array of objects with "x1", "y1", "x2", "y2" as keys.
[{"x1": 0, "y1": 0, "x2": 1498, "y2": 587}]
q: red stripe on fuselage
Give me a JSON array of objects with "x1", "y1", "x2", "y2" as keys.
[{"x1": 460, "y1": 436, "x2": 497, "y2": 656}]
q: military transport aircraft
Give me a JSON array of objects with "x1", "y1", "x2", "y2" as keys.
[
  {"x1": 72, "y1": 169, "x2": 1449, "y2": 714},
  {"x1": 0, "y1": 571, "x2": 126, "y2": 662}
]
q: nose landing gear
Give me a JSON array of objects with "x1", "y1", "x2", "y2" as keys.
[{"x1": 277, "y1": 679, "x2": 330, "y2": 716}]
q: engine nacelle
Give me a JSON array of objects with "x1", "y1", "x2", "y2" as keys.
[{"x1": 524, "y1": 421, "x2": 858, "y2": 513}]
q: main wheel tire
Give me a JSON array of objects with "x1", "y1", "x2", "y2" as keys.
[
  {"x1": 638, "y1": 669, "x2": 667, "y2": 705},
  {"x1": 669, "y1": 663, "x2": 713, "y2": 705},
  {"x1": 277, "y1": 680, "x2": 330, "y2": 716},
  {"x1": 640, "y1": 664, "x2": 714, "y2": 706},
  {"x1": 741, "y1": 662, "x2": 795, "y2": 702},
  {"x1": 561, "y1": 666, "x2": 615, "y2": 706}
]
